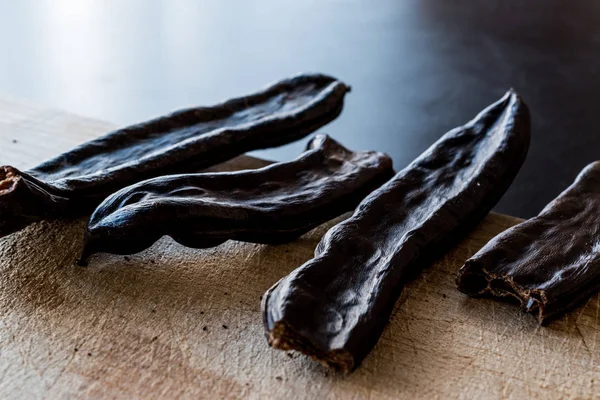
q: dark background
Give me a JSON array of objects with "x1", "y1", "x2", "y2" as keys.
[{"x1": 2, "y1": 0, "x2": 600, "y2": 218}]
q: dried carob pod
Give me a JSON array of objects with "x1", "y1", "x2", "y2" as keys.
[
  {"x1": 0, "y1": 73, "x2": 350, "y2": 237},
  {"x1": 78, "y1": 134, "x2": 393, "y2": 264},
  {"x1": 457, "y1": 161, "x2": 600, "y2": 323},
  {"x1": 262, "y1": 90, "x2": 530, "y2": 372}
]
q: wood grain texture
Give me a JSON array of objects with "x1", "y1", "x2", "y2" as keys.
[{"x1": 0, "y1": 99, "x2": 598, "y2": 399}]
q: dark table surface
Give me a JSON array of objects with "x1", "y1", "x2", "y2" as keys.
[{"x1": 2, "y1": 0, "x2": 599, "y2": 218}]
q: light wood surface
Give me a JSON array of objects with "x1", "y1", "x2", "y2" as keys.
[{"x1": 0, "y1": 99, "x2": 598, "y2": 399}]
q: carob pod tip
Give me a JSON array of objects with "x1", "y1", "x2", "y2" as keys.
[{"x1": 0, "y1": 166, "x2": 72, "y2": 236}]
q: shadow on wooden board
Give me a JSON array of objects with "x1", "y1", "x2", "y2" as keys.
[{"x1": 0, "y1": 208, "x2": 598, "y2": 397}]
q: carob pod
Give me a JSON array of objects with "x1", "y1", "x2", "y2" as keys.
[
  {"x1": 457, "y1": 162, "x2": 600, "y2": 324},
  {"x1": 78, "y1": 134, "x2": 394, "y2": 264},
  {"x1": 0, "y1": 73, "x2": 350, "y2": 238},
  {"x1": 262, "y1": 90, "x2": 530, "y2": 372}
]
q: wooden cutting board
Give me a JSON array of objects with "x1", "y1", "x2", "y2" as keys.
[{"x1": 0, "y1": 98, "x2": 598, "y2": 399}]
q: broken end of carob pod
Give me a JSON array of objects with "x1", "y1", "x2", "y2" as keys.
[
  {"x1": 457, "y1": 161, "x2": 600, "y2": 324},
  {"x1": 78, "y1": 134, "x2": 393, "y2": 265},
  {"x1": 0, "y1": 165, "x2": 71, "y2": 237},
  {"x1": 261, "y1": 278, "x2": 359, "y2": 373},
  {"x1": 262, "y1": 89, "x2": 530, "y2": 372}
]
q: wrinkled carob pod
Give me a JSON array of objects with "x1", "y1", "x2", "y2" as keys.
[
  {"x1": 78, "y1": 134, "x2": 393, "y2": 265},
  {"x1": 262, "y1": 90, "x2": 530, "y2": 372},
  {"x1": 457, "y1": 162, "x2": 600, "y2": 323},
  {"x1": 0, "y1": 73, "x2": 350, "y2": 238}
]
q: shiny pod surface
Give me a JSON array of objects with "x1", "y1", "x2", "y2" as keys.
[
  {"x1": 262, "y1": 90, "x2": 531, "y2": 372},
  {"x1": 79, "y1": 134, "x2": 393, "y2": 264},
  {"x1": 457, "y1": 161, "x2": 600, "y2": 323},
  {"x1": 0, "y1": 73, "x2": 350, "y2": 237}
]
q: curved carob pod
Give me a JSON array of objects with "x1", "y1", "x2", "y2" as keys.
[
  {"x1": 78, "y1": 134, "x2": 394, "y2": 265},
  {"x1": 0, "y1": 73, "x2": 350, "y2": 238},
  {"x1": 457, "y1": 161, "x2": 600, "y2": 324},
  {"x1": 262, "y1": 90, "x2": 530, "y2": 372}
]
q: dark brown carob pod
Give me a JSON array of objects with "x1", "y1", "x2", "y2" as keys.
[
  {"x1": 0, "y1": 73, "x2": 350, "y2": 238},
  {"x1": 78, "y1": 134, "x2": 393, "y2": 265},
  {"x1": 457, "y1": 162, "x2": 600, "y2": 324},
  {"x1": 262, "y1": 90, "x2": 530, "y2": 372}
]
